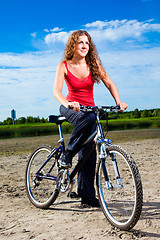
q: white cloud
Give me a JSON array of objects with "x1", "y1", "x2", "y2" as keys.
[
  {"x1": 94, "y1": 47, "x2": 160, "y2": 110},
  {"x1": 31, "y1": 32, "x2": 37, "y2": 38},
  {"x1": 44, "y1": 28, "x2": 49, "y2": 33},
  {"x1": 42, "y1": 19, "x2": 160, "y2": 50},
  {"x1": 84, "y1": 19, "x2": 160, "y2": 43},
  {"x1": 50, "y1": 27, "x2": 63, "y2": 32},
  {"x1": 85, "y1": 19, "x2": 127, "y2": 29},
  {"x1": 0, "y1": 19, "x2": 160, "y2": 121},
  {"x1": 0, "y1": 51, "x2": 63, "y2": 120},
  {"x1": 44, "y1": 27, "x2": 63, "y2": 33},
  {"x1": 1, "y1": 46, "x2": 160, "y2": 121},
  {"x1": 44, "y1": 31, "x2": 70, "y2": 45}
]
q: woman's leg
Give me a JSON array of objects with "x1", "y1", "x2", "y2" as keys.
[
  {"x1": 77, "y1": 116, "x2": 97, "y2": 201},
  {"x1": 60, "y1": 105, "x2": 99, "y2": 206},
  {"x1": 60, "y1": 105, "x2": 96, "y2": 162},
  {"x1": 77, "y1": 145, "x2": 97, "y2": 199}
]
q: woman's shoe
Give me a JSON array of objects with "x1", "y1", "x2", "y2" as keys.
[
  {"x1": 60, "y1": 158, "x2": 72, "y2": 168},
  {"x1": 81, "y1": 197, "x2": 100, "y2": 208},
  {"x1": 70, "y1": 192, "x2": 80, "y2": 199},
  {"x1": 60, "y1": 151, "x2": 72, "y2": 168}
]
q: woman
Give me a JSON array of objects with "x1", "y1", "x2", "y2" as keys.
[{"x1": 53, "y1": 30, "x2": 128, "y2": 207}]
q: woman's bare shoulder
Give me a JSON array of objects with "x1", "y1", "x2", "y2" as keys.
[
  {"x1": 57, "y1": 61, "x2": 67, "y2": 75},
  {"x1": 57, "y1": 61, "x2": 65, "y2": 68}
]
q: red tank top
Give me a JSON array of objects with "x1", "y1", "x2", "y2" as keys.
[{"x1": 64, "y1": 61, "x2": 95, "y2": 106}]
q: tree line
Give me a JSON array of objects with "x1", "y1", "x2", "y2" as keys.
[
  {"x1": 1, "y1": 116, "x2": 48, "y2": 125},
  {"x1": 108, "y1": 108, "x2": 160, "y2": 119},
  {"x1": 1, "y1": 108, "x2": 160, "y2": 125}
]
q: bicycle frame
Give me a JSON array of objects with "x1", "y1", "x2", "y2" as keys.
[
  {"x1": 35, "y1": 120, "x2": 65, "y2": 181},
  {"x1": 26, "y1": 105, "x2": 143, "y2": 231},
  {"x1": 35, "y1": 106, "x2": 122, "y2": 191}
]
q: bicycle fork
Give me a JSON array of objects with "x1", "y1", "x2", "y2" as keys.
[{"x1": 99, "y1": 142, "x2": 123, "y2": 189}]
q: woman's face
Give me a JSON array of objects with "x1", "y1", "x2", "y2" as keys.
[{"x1": 74, "y1": 35, "x2": 90, "y2": 58}]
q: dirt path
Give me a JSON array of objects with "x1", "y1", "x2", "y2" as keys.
[{"x1": 0, "y1": 133, "x2": 160, "y2": 239}]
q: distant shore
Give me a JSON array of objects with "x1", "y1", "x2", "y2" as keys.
[{"x1": 1, "y1": 117, "x2": 160, "y2": 139}]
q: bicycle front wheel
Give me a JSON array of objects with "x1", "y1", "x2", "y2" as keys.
[
  {"x1": 25, "y1": 145, "x2": 61, "y2": 209},
  {"x1": 96, "y1": 145, "x2": 143, "y2": 230}
]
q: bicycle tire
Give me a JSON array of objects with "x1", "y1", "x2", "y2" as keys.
[
  {"x1": 96, "y1": 145, "x2": 143, "y2": 230},
  {"x1": 25, "y1": 145, "x2": 61, "y2": 209}
]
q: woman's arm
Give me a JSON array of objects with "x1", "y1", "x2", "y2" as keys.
[
  {"x1": 99, "y1": 64, "x2": 128, "y2": 111},
  {"x1": 53, "y1": 62, "x2": 80, "y2": 111},
  {"x1": 53, "y1": 62, "x2": 69, "y2": 108}
]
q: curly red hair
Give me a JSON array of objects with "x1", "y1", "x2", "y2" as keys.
[{"x1": 63, "y1": 30, "x2": 104, "y2": 83}]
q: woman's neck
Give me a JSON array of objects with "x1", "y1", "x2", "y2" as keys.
[{"x1": 71, "y1": 56, "x2": 86, "y2": 65}]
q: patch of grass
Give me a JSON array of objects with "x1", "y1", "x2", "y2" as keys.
[{"x1": 0, "y1": 117, "x2": 160, "y2": 139}]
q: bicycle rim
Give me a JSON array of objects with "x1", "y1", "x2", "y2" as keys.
[
  {"x1": 97, "y1": 145, "x2": 143, "y2": 230},
  {"x1": 25, "y1": 145, "x2": 60, "y2": 208}
]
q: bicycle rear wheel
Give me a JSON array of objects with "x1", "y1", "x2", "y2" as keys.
[
  {"x1": 25, "y1": 145, "x2": 61, "y2": 209},
  {"x1": 96, "y1": 145, "x2": 143, "y2": 230}
]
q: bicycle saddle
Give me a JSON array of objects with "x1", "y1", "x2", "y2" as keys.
[{"x1": 49, "y1": 115, "x2": 66, "y2": 124}]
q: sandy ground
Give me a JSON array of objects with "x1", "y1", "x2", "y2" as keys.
[{"x1": 0, "y1": 130, "x2": 160, "y2": 240}]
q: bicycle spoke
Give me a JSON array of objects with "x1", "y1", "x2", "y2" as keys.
[
  {"x1": 25, "y1": 146, "x2": 60, "y2": 208},
  {"x1": 97, "y1": 145, "x2": 143, "y2": 230}
]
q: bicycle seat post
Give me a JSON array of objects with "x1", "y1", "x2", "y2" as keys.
[
  {"x1": 49, "y1": 115, "x2": 66, "y2": 154},
  {"x1": 58, "y1": 123, "x2": 65, "y2": 154}
]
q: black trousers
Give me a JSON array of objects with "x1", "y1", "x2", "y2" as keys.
[{"x1": 60, "y1": 105, "x2": 97, "y2": 199}]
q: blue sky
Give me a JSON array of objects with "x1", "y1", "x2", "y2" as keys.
[{"x1": 0, "y1": 0, "x2": 160, "y2": 121}]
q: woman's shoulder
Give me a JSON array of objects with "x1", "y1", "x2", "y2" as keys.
[
  {"x1": 57, "y1": 61, "x2": 66, "y2": 67},
  {"x1": 57, "y1": 61, "x2": 67, "y2": 75}
]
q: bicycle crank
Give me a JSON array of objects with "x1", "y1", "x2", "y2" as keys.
[{"x1": 56, "y1": 169, "x2": 70, "y2": 192}]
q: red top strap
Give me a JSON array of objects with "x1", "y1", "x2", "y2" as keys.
[{"x1": 64, "y1": 60, "x2": 68, "y2": 70}]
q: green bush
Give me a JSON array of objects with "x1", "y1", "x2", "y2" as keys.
[{"x1": 0, "y1": 118, "x2": 160, "y2": 139}]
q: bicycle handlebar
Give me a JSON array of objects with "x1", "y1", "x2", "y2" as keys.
[{"x1": 68, "y1": 105, "x2": 120, "y2": 112}]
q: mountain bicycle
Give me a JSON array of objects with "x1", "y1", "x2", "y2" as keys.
[{"x1": 25, "y1": 105, "x2": 143, "y2": 230}]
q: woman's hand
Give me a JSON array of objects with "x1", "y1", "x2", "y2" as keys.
[
  {"x1": 68, "y1": 101, "x2": 80, "y2": 111},
  {"x1": 119, "y1": 102, "x2": 128, "y2": 112}
]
